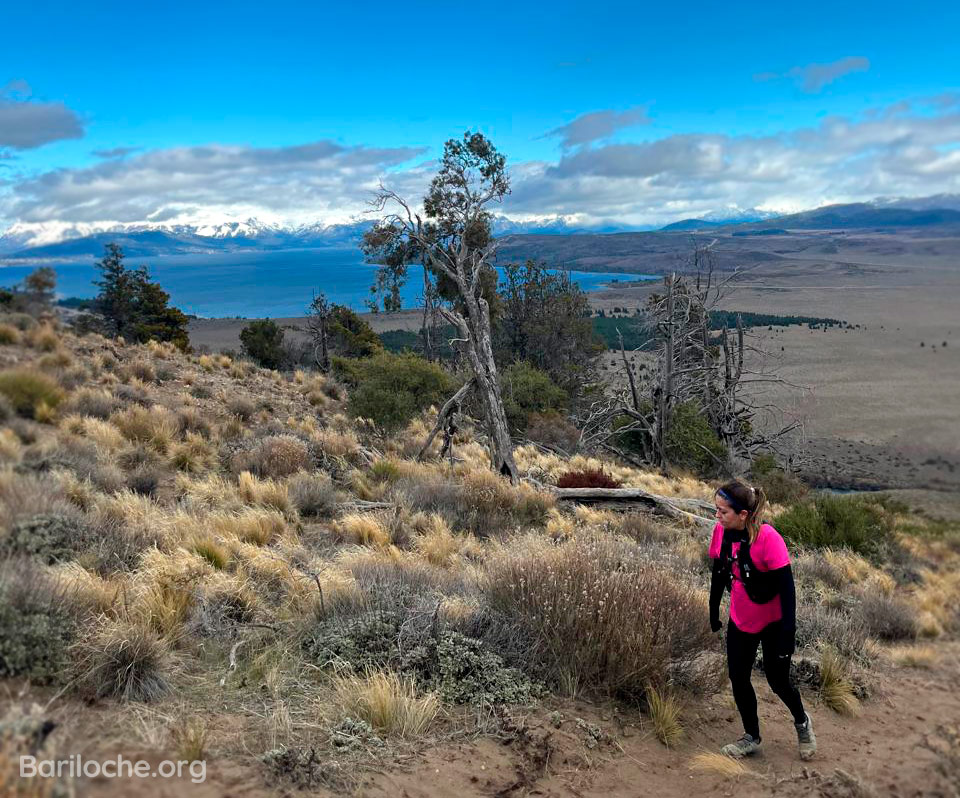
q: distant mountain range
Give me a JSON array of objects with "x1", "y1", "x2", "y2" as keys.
[{"x1": 3, "y1": 195, "x2": 959, "y2": 261}]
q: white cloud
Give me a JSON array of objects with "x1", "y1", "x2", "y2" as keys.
[
  {"x1": 3, "y1": 140, "x2": 428, "y2": 228},
  {"x1": 2, "y1": 95, "x2": 960, "y2": 235}
]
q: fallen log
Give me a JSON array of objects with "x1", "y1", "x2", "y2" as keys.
[{"x1": 550, "y1": 487, "x2": 715, "y2": 529}]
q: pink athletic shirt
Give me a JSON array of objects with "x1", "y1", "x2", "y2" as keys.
[{"x1": 709, "y1": 521, "x2": 791, "y2": 634}]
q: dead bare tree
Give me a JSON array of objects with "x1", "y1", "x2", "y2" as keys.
[
  {"x1": 362, "y1": 132, "x2": 520, "y2": 483},
  {"x1": 305, "y1": 291, "x2": 331, "y2": 373},
  {"x1": 586, "y1": 242, "x2": 801, "y2": 475}
]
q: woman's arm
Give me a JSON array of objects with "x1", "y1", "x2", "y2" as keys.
[
  {"x1": 773, "y1": 565, "x2": 797, "y2": 657},
  {"x1": 709, "y1": 558, "x2": 726, "y2": 632}
]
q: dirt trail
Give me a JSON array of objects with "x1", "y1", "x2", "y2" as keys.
[{"x1": 359, "y1": 642, "x2": 960, "y2": 798}]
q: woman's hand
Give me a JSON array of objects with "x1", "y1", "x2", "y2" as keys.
[{"x1": 710, "y1": 617, "x2": 723, "y2": 633}]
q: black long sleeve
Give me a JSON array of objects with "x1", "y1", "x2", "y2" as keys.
[
  {"x1": 709, "y1": 558, "x2": 726, "y2": 632},
  {"x1": 773, "y1": 565, "x2": 797, "y2": 656}
]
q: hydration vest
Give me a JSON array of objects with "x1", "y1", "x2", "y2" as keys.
[{"x1": 718, "y1": 528, "x2": 780, "y2": 604}]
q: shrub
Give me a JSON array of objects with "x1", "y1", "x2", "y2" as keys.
[
  {"x1": 750, "y1": 453, "x2": 809, "y2": 505},
  {"x1": 63, "y1": 387, "x2": 120, "y2": 419},
  {"x1": 0, "y1": 323, "x2": 21, "y2": 345},
  {"x1": 0, "y1": 311, "x2": 37, "y2": 331},
  {"x1": 776, "y1": 495, "x2": 892, "y2": 557},
  {"x1": 486, "y1": 534, "x2": 715, "y2": 699},
  {"x1": 239, "y1": 319, "x2": 287, "y2": 369},
  {"x1": 555, "y1": 467, "x2": 621, "y2": 488},
  {"x1": 664, "y1": 401, "x2": 726, "y2": 476},
  {"x1": 0, "y1": 369, "x2": 64, "y2": 419},
  {"x1": 289, "y1": 472, "x2": 338, "y2": 518},
  {"x1": 233, "y1": 435, "x2": 312, "y2": 479},
  {"x1": 0, "y1": 558, "x2": 78, "y2": 682},
  {"x1": 335, "y1": 351, "x2": 454, "y2": 432},
  {"x1": 525, "y1": 410, "x2": 581, "y2": 453},
  {"x1": 500, "y1": 362, "x2": 568, "y2": 432},
  {"x1": 2, "y1": 512, "x2": 91, "y2": 564},
  {"x1": 399, "y1": 469, "x2": 553, "y2": 537},
  {"x1": 226, "y1": 395, "x2": 257, "y2": 421},
  {"x1": 796, "y1": 604, "x2": 869, "y2": 663},
  {"x1": 857, "y1": 588, "x2": 919, "y2": 641},
  {"x1": 72, "y1": 618, "x2": 172, "y2": 701},
  {"x1": 126, "y1": 464, "x2": 166, "y2": 496}
]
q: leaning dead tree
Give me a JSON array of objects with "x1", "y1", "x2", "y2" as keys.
[
  {"x1": 362, "y1": 132, "x2": 519, "y2": 483},
  {"x1": 581, "y1": 244, "x2": 801, "y2": 475}
]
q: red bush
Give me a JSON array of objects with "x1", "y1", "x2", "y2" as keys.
[{"x1": 555, "y1": 468, "x2": 622, "y2": 489}]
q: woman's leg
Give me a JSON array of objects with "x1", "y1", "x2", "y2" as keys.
[
  {"x1": 727, "y1": 620, "x2": 763, "y2": 739},
  {"x1": 759, "y1": 622, "x2": 807, "y2": 724}
]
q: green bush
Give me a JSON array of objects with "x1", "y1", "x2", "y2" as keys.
[
  {"x1": 2, "y1": 512, "x2": 91, "y2": 564},
  {"x1": 776, "y1": 494, "x2": 892, "y2": 557},
  {"x1": 0, "y1": 558, "x2": 77, "y2": 683},
  {"x1": 500, "y1": 361, "x2": 568, "y2": 432},
  {"x1": 335, "y1": 351, "x2": 454, "y2": 431},
  {"x1": 750, "y1": 453, "x2": 809, "y2": 504},
  {"x1": 664, "y1": 401, "x2": 726, "y2": 475},
  {"x1": 240, "y1": 319, "x2": 287, "y2": 370},
  {"x1": 0, "y1": 368, "x2": 64, "y2": 418}
]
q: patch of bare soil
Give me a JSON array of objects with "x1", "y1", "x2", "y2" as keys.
[{"x1": 356, "y1": 641, "x2": 960, "y2": 798}]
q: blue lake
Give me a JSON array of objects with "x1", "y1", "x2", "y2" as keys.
[{"x1": 0, "y1": 248, "x2": 658, "y2": 318}]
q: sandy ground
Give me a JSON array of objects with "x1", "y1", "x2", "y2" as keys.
[
  {"x1": 16, "y1": 640, "x2": 960, "y2": 797},
  {"x1": 188, "y1": 230, "x2": 960, "y2": 493}
]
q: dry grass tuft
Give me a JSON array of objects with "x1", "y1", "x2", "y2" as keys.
[
  {"x1": 0, "y1": 322, "x2": 22, "y2": 345},
  {"x1": 110, "y1": 405, "x2": 178, "y2": 452},
  {"x1": 885, "y1": 644, "x2": 939, "y2": 669},
  {"x1": 819, "y1": 645, "x2": 862, "y2": 716},
  {"x1": 209, "y1": 508, "x2": 287, "y2": 546},
  {"x1": 72, "y1": 618, "x2": 172, "y2": 701},
  {"x1": 237, "y1": 471, "x2": 292, "y2": 516},
  {"x1": 688, "y1": 752, "x2": 751, "y2": 778},
  {"x1": 333, "y1": 513, "x2": 391, "y2": 548},
  {"x1": 647, "y1": 685, "x2": 683, "y2": 747},
  {"x1": 329, "y1": 670, "x2": 439, "y2": 738},
  {"x1": 171, "y1": 714, "x2": 208, "y2": 762}
]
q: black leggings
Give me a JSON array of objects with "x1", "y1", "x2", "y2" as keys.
[{"x1": 727, "y1": 619, "x2": 806, "y2": 739}]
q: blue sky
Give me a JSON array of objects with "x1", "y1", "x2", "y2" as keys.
[{"x1": 2, "y1": 0, "x2": 959, "y2": 240}]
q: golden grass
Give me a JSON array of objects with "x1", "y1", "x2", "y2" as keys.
[
  {"x1": 169, "y1": 432, "x2": 217, "y2": 473},
  {"x1": 647, "y1": 686, "x2": 684, "y2": 747},
  {"x1": 189, "y1": 536, "x2": 231, "y2": 569},
  {"x1": 885, "y1": 644, "x2": 939, "y2": 669},
  {"x1": 413, "y1": 515, "x2": 463, "y2": 566},
  {"x1": 27, "y1": 323, "x2": 60, "y2": 352},
  {"x1": 171, "y1": 715, "x2": 208, "y2": 762},
  {"x1": 333, "y1": 513, "x2": 391, "y2": 547},
  {"x1": 819, "y1": 645, "x2": 862, "y2": 716},
  {"x1": 53, "y1": 561, "x2": 123, "y2": 614},
  {"x1": 111, "y1": 405, "x2": 178, "y2": 453},
  {"x1": 688, "y1": 752, "x2": 751, "y2": 778},
  {"x1": 237, "y1": 471, "x2": 292, "y2": 516},
  {"x1": 209, "y1": 508, "x2": 287, "y2": 546},
  {"x1": 0, "y1": 322, "x2": 22, "y2": 345},
  {"x1": 0, "y1": 428, "x2": 22, "y2": 464},
  {"x1": 329, "y1": 670, "x2": 440, "y2": 738}
]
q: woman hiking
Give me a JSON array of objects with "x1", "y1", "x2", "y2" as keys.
[{"x1": 709, "y1": 479, "x2": 816, "y2": 760}]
